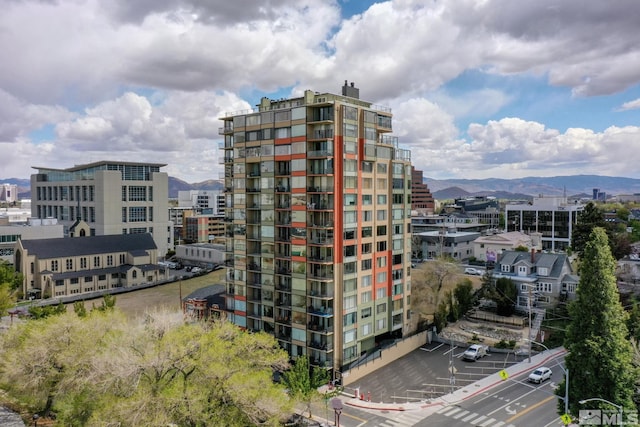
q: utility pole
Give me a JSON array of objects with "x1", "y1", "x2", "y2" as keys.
[{"x1": 528, "y1": 284, "x2": 533, "y2": 363}]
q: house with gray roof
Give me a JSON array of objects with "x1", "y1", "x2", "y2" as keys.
[
  {"x1": 14, "y1": 231, "x2": 167, "y2": 300},
  {"x1": 492, "y1": 249, "x2": 578, "y2": 310}
]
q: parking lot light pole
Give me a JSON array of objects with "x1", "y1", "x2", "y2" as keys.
[{"x1": 579, "y1": 398, "x2": 623, "y2": 427}]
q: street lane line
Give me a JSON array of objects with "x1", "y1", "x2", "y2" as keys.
[
  {"x1": 443, "y1": 407, "x2": 462, "y2": 416},
  {"x1": 479, "y1": 418, "x2": 497, "y2": 426},
  {"x1": 505, "y1": 395, "x2": 555, "y2": 423}
]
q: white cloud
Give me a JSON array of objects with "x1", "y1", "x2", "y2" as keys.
[
  {"x1": 3, "y1": 0, "x2": 640, "y2": 182},
  {"x1": 617, "y1": 98, "x2": 640, "y2": 111}
]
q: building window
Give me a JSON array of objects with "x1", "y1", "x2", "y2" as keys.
[
  {"x1": 107, "y1": 255, "x2": 113, "y2": 266},
  {"x1": 344, "y1": 329, "x2": 356, "y2": 344},
  {"x1": 129, "y1": 207, "x2": 147, "y2": 222},
  {"x1": 343, "y1": 312, "x2": 356, "y2": 327},
  {"x1": 66, "y1": 259, "x2": 73, "y2": 270},
  {"x1": 122, "y1": 186, "x2": 127, "y2": 201},
  {"x1": 94, "y1": 256, "x2": 100, "y2": 267},
  {"x1": 122, "y1": 207, "x2": 127, "y2": 223},
  {"x1": 70, "y1": 278, "x2": 79, "y2": 284},
  {"x1": 361, "y1": 259, "x2": 372, "y2": 270},
  {"x1": 361, "y1": 291, "x2": 372, "y2": 303},
  {"x1": 361, "y1": 307, "x2": 372, "y2": 319},
  {"x1": 84, "y1": 276, "x2": 92, "y2": 283},
  {"x1": 80, "y1": 258, "x2": 87, "y2": 269},
  {"x1": 376, "y1": 226, "x2": 387, "y2": 236},
  {"x1": 376, "y1": 287, "x2": 386, "y2": 298},
  {"x1": 376, "y1": 271, "x2": 387, "y2": 283},
  {"x1": 376, "y1": 302, "x2": 387, "y2": 314},
  {"x1": 129, "y1": 186, "x2": 147, "y2": 201},
  {"x1": 362, "y1": 322, "x2": 372, "y2": 336},
  {"x1": 51, "y1": 260, "x2": 58, "y2": 271},
  {"x1": 344, "y1": 295, "x2": 356, "y2": 310}
]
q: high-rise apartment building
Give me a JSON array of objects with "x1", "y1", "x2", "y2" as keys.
[
  {"x1": 30, "y1": 161, "x2": 173, "y2": 257},
  {"x1": 219, "y1": 83, "x2": 413, "y2": 374}
]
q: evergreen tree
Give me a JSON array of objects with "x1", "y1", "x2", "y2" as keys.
[
  {"x1": 571, "y1": 202, "x2": 606, "y2": 257},
  {"x1": 558, "y1": 227, "x2": 637, "y2": 417}
]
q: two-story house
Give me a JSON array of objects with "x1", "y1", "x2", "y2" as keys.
[{"x1": 493, "y1": 249, "x2": 578, "y2": 310}]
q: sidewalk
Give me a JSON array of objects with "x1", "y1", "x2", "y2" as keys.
[{"x1": 343, "y1": 347, "x2": 566, "y2": 415}]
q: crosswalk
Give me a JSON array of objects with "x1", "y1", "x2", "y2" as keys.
[
  {"x1": 377, "y1": 410, "x2": 428, "y2": 427},
  {"x1": 434, "y1": 406, "x2": 517, "y2": 427}
]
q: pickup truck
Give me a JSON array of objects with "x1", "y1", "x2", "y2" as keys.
[{"x1": 462, "y1": 344, "x2": 488, "y2": 361}]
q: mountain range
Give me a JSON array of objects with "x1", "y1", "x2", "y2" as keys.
[{"x1": 2, "y1": 175, "x2": 639, "y2": 200}]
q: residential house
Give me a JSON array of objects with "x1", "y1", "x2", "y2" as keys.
[
  {"x1": 492, "y1": 250, "x2": 578, "y2": 311},
  {"x1": 472, "y1": 231, "x2": 542, "y2": 263}
]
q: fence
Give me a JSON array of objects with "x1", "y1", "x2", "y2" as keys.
[
  {"x1": 467, "y1": 309, "x2": 526, "y2": 327},
  {"x1": 341, "y1": 330, "x2": 429, "y2": 386}
]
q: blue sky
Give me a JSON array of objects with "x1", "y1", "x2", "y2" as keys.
[{"x1": 2, "y1": 0, "x2": 640, "y2": 182}]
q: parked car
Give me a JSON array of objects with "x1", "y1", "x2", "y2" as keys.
[
  {"x1": 191, "y1": 267, "x2": 203, "y2": 274},
  {"x1": 464, "y1": 267, "x2": 482, "y2": 275},
  {"x1": 462, "y1": 344, "x2": 488, "y2": 361},
  {"x1": 528, "y1": 367, "x2": 552, "y2": 384}
]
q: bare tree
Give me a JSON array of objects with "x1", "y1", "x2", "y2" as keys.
[{"x1": 410, "y1": 258, "x2": 461, "y2": 323}]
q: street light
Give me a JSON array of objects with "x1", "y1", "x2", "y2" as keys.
[
  {"x1": 331, "y1": 397, "x2": 343, "y2": 427},
  {"x1": 579, "y1": 398, "x2": 623, "y2": 427}
]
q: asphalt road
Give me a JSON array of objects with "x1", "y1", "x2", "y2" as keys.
[{"x1": 417, "y1": 354, "x2": 567, "y2": 427}]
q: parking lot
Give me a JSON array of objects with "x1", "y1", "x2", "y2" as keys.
[{"x1": 344, "y1": 341, "x2": 523, "y2": 404}]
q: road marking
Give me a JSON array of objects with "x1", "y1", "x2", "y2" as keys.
[
  {"x1": 443, "y1": 407, "x2": 462, "y2": 416},
  {"x1": 421, "y1": 343, "x2": 444, "y2": 352},
  {"x1": 505, "y1": 405, "x2": 517, "y2": 415},
  {"x1": 471, "y1": 415, "x2": 487, "y2": 424},
  {"x1": 443, "y1": 346, "x2": 458, "y2": 355},
  {"x1": 506, "y1": 395, "x2": 556, "y2": 423},
  {"x1": 452, "y1": 410, "x2": 470, "y2": 419},
  {"x1": 342, "y1": 411, "x2": 368, "y2": 424},
  {"x1": 462, "y1": 412, "x2": 479, "y2": 421},
  {"x1": 479, "y1": 418, "x2": 497, "y2": 426}
]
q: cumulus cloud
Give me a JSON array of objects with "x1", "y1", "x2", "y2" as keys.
[{"x1": 3, "y1": 0, "x2": 640, "y2": 181}]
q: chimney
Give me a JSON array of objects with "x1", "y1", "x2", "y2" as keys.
[{"x1": 531, "y1": 248, "x2": 535, "y2": 263}]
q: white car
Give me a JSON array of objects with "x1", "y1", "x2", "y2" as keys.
[
  {"x1": 528, "y1": 367, "x2": 552, "y2": 384},
  {"x1": 462, "y1": 344, "x2": 488, "y2": 361},
  {"x1": 464, "y1": 267, "x2": 482, "y2": 275}
]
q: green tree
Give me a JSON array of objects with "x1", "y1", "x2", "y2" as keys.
[
  {"x1": 494, "y1": 278, "x2": 517, "y2": 316},
  {"x1": 282, "y1": 355, "x2": 330, "y2": 419},
  {"x1": 0, "y1": 260, "x2": 21, "y2": 315},
  {"x1": 571, "y1": 202, "x2": 606, "y2": 257},
  {"x1": 558, "y1": 227, "x2": 637, "y2": 417},
  {"x1": 453, "y1": 280, "x2": 475, "y2": 316},
  {"x1": 478, "y1": 273, "x2": 517, "y2": 317},
  {"x1": 73, "y1": 301, "x2": 88, "y2": 317},
  {"x1": 0, "y1": 309, "x2": 293, "y2": 426}
]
